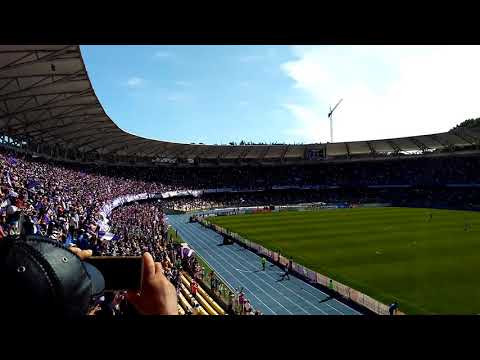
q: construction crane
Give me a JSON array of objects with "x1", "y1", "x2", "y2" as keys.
[{"x1": 328, "y1": 98, "x2": 343, "y2": 143}]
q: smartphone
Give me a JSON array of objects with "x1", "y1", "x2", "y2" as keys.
[{"x1": 85, "y1": 256, "x2": 143, "y2": 291}]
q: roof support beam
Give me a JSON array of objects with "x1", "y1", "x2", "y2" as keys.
[
  {"x1": 429, "y1": 134, "x2": 449, "y2": 147},
  {"x1": 0, "y1": 73, "x2": 80, "y2": 80},
  {"x1": 409, "y1": 137, "x2": 429, "y2": 152},
  {"x1": 0, "y1": 89, "x2": 92, "y2": 102},
  {"x1": 460, "y1": 127, "x2": 480, "y2": 139},
  {"x1": 0, "y1": 46, "x2": 75, "y2": 74},
  {"x1": 176, "y1": 146, "x2": 201, "y2": 159},
  {"x1": 0, "y1": 74, "x2": 55, "y2": 99},
  {"x1": 218, "y1": 147, "x2": 234, "y2": 160},
  {"x1": 9, "y1": 103, "x2": 99, "y2": 131},
  {"x1": 451, "y1": 130, "x2": 474, "y2": 145},
  {"x1": 0, "y1": 107, "x2": 27, "y2": 130},
  {"x1": 147, "y1": 143, "x2": 184, "y2": 157},
  {"x1": 65, "y1": 129, "x2": 122, "y2": 146},
  {"x1": 142, "y1": 144, "x2": 168, "y2": 157},
  {"x1": 32, "y1": 122, "x2": 112, "y2": 139},
  {"x1": 0, "y1": 78, "x2": 16, "y2": 92},
  {"x1": 239, "y1": 147, "x2": 251, "y2": 160},
  {"x1": 280, "y1": 145, "x2": 290, "y2": 161},
  {"x1": 0, "y1": 70, "x2": 85, "y2": 100},
  {"x1": 366, "y1": 141, "x2": 376, "y2": 155},
  {"x1": 126, "y1": 140, "x2": 162, "y2": 154},
  {"x1": 387, "y1": 140, "x2": 401, "y2": 153},
  {"x1": 6, "y1": 95, "x2": 36, "y2": 115},
  {"x1": 0, "y1": 91, "x2": 94, "y2": 120},
  {"x1": 0, "y1": 96, "x2": 95, "y2": 120},
  {"x1": 80, "y1": 133, "x2": 130, "y2": 152},
  {"x1": 98, "y1": 142, "x2": 133, "y2": 155},
  {"x1": 11, "y1": 115, "x2": 105, "y2": 135},
  {"x1": 191, "y1": 146, "x2": 212, "y2": 160},
  {"x1": 345, "y1": 142, "x2": 351, "y2": 158},
  {"x1": 12, "y1": 114, "x2": 105, "y2": 134},
  {"x1": 259, "y1": 146, "x2": 270, "y2": 160},
  {"x1": 36, "y1": 126, "x2": 115, "y2": 145}
]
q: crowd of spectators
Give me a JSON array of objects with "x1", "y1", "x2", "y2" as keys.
[
  {"x1": 161, "y1": 197, "x2": 227, "y2": 212},
  {"x1": 160, "y1": 186, "x2": 480, "y2": 213},
  {"x1": 0, "y1": 148, "x2": 179, "y2": 245},
  {"x1": 149, "y1": 155, "x2": 480, "y2": 189},
  {"x1": 1, "y1": 145, "x2": 480, "y2": 315},
  {"x1": 2, "y1": 146, "x2": 480, "y2": 250},
  {"x1": 0, "y1": 147, "x2": 190, "y2": 315},
  {"x1": 105, "y1": 202, "x2": 167, "y2": 258}
]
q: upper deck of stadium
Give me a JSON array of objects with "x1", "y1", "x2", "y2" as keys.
[{"x1": 1, "y1": 45, "x2": 480, "y2": 166}]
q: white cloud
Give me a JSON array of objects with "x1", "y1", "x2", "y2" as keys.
[
  {"x1": 282, "y1": 104, "x2": 327, "y2": 143},
  {"x1": 281, "y1": 46, "x2": 480, "y2": 143},
  {"x1": 154, "y1": 51, "x2": 172, "y2": 59},
  {"x1": 126, "y1": 76, "x2": 146, "y2": 88}
]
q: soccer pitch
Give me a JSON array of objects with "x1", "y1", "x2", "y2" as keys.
[{"x1": 208, "y1": 207, "x2": 480, "y2": 314}]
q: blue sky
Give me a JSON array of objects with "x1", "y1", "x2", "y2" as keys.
[
  {"x1": 81, "y1": 45, "x2": 480, "y2": 145},
  {"x1": 81, "y1": 45, "x2": 301, "y2": 145}
]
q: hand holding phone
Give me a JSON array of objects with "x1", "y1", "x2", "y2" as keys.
[{"x1": 126, "y1": 252, "x2": 178, "y2": 315}]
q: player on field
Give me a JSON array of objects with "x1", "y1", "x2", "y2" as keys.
[
  {"x1": 389, "y1": 301, "x2": 399, "y2": 315},
  {"x1": 280, "y1": 263, "x2": 290, "y2": 281},
  {"x1": 261, "y1": 256, "x2": 266, "y2": 271}
]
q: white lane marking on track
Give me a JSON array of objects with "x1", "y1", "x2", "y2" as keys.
[
  {"x1": 177, "y1": 215, "x2": 361, "y2": 315},
  {"x1": 193, "y1": 218, "x2": 360, "y2": 315},
  {"x1": 167, "y1": 217, "x2": 278, "y2": 315},
  {"x1": 175, "y1": 218, "x2": 313, "y2": 315},
  {"x1": 173, "y1": 220, "x2": 291, "y2": 314},
  {"x1": 170, "y1": 215, "x2": 360, "y2": 315},
  {"x1": 172, "y1": 218, "x2": 299, "y2": 315},
  {"x1": 234, "y1": 268, "x2": 255, "y2": 272}
]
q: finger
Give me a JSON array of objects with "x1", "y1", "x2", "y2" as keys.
[
  {"x1": 80, "y1": 249, "x2": 93, "y2": 259},
  {"x1": 143, "y1": 252, "x2": 156, "y2": 281},
  {"x1": 154, "y1": 262, "x2": 163, "y2": 275},
  {"x1": 69, "y1": 246, "x2": 82, "y2": 256}
]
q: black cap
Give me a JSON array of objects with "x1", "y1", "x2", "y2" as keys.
[{"x1": 0, "y1": 235, "x2": 105, "y2": 317}]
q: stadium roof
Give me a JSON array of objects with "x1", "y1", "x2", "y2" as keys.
[{"x1": 1, "y1": 44, "x2": 480, "y2": 163}]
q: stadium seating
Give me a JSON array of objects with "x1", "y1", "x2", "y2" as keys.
[
  {"x1": 181, "y1": 272, "x2": 224, "y2": 315},
  {"x1": 179, "y1": 283, "x2": 209, "y2": 315}
]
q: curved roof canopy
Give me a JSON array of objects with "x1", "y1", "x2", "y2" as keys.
[{"x1": 0, "y1": 45, "x2": 479, "y2": 163}]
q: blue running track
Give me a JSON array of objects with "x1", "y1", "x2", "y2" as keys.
[{"x1": 167, "y1": 214, "x2": 361, "y2": 315}]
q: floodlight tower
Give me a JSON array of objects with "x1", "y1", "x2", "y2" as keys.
[{"x1": 328, "y1": 98, "x2": 343, "y2": 143}]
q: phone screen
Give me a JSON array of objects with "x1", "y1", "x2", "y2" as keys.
[{"x1": 85, "y1": 256, "x2": 143, "y2": 291}]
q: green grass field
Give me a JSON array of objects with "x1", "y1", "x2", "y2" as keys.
[{"x1": 208, "y1": 207, "x2": 480, "y2": 314}]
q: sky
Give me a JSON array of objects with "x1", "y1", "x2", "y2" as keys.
[{"x1": 81, "y1": 45, "x2": 480, "y2": 145}]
